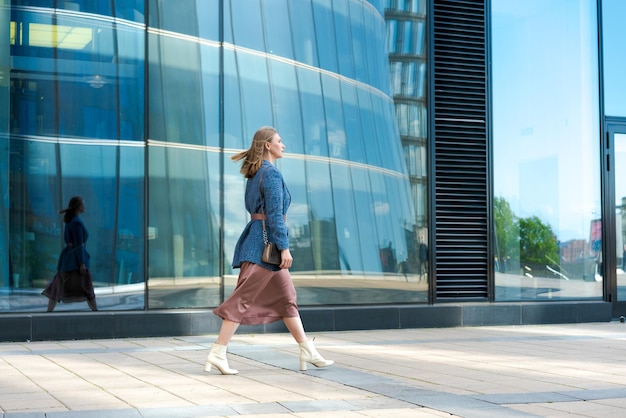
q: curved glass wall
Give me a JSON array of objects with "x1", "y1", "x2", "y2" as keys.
[
  {"x1": 1, "y1": 0, "x2": 424, "y2": 313},
  {"x1": 492, "y1": 0, "x2": 601, "y2": 301},
  {"x1": 148, "y1": 0, "x2": 424, "y2": 309}
]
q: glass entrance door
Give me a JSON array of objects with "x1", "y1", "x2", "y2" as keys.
[{"x1": 614, "y1": 133, "x2": 626, "y2": 314}]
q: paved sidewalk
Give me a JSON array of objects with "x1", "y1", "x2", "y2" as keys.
[{"x1": 1, "y1": 322, "x2": 626, "y2": 417}]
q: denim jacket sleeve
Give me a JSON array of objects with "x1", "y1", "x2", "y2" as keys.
[{"x1": 261, "y1": 165, "x2": 290, "y2": 250}]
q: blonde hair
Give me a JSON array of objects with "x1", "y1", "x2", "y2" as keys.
[{"x1": 231, "y1": 126, "x2": 278, "y2": 178}]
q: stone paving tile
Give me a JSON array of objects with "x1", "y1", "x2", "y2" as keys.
[
  {"x1": 229, "y1": 402, "x2": 291, "y2": 415},
  {"x1": 280, "y1": 399, "x2": 358, "y2": 413},
  {"x1": 357, "y1": 408, "x2": 461, "y2": 417}
]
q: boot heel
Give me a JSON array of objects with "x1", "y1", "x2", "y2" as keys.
[{"x1": 298, "y1": 340, "x2": 333, "y2": 371}]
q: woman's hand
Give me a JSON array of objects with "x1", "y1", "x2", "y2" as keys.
[
  {"x1": 80, "y1": 264, "x2": 87, "y2": 274},
  {"x1": 280, "y1": 248, "x2": 293, "y2": 270}
]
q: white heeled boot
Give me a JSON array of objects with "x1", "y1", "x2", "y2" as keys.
[
  {"x1": 205, "y1": 343, "x2": 239, "y2": 375},
  {"x1": 298, "y1": 340, "x2": 334, "y2": 371}
]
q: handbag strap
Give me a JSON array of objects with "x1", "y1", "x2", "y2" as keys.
[{"x1": 258, "y1": 168, "x2": 269, "y2": 245}]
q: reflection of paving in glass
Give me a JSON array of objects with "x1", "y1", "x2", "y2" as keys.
[
  {"x1": 0, "y1": 276, "x2": 429, "y2": 312},
  {"x1": 0, "y1": 285, "x2": 145, "y2": 312},
  {"x1": 495, "y1": 272, "x2": 602, "y2": 301},
  {"x1": 617, "y1": 270, "x2": 626, "y2": 300}
]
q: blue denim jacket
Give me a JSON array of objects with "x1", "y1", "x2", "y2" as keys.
[
  {"x1": 57, "y1": 216, "x2": 90, "y2": 272},
  {"x1": 232, "y1": 160, "x2": 291, "y2": 271}
]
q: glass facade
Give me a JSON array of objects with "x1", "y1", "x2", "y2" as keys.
[
  {"x1": 492, "y1": 0, "x2": 602, "y2": 300},
  {"x1": 1, "y1": 0, "x2": 426, "y2": 313},
  {"x1": 1, "y1": 0, "x2": 624, "y2": 321}
]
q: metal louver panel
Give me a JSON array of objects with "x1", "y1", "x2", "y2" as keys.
[{"x1": 432, "y1": 0, "x2": 488, "y2": 301}]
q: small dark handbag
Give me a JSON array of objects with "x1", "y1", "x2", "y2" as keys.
[
  {"x1": 262, "y1": 239, "x2": 281, "y2": 265},
  {"x1": 259, "y1": 169, "x2": 282, "y2": 265}
]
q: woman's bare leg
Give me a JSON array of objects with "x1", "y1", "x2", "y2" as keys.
[
  {"x1": 283, "y1": 316, "x2": 306, "y2": 343},
  {"x1": 216, "y1": 319, "x2": 240, "y2": 345}
]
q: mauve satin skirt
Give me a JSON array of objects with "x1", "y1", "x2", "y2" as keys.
[{"x1": 213, "y1": 262, "x2": 299, "y2": 325}]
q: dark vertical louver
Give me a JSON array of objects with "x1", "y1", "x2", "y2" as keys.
[{"x1": 431, "y1": 0, "x2": 488, "y2": 301}]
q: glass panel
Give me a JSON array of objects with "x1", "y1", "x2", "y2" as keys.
[
  {"x1": 5, "y1": 4, "x2": 145, "y2": 312},
  {"x1": 350, "y1": 1, "x2": 370, "y2": 86},
  {"x1": 148, "y1": 145, "x2": 221, "y2": 309},
  {"x1": 288, "y1": 0, "x2": 318, "y2": 67},
  {"x1": 333, "y1": 0, "x2": 356, "y2": 79},
  {"x1": 148, "y1": 0, "x2": 200, "y2": 37},
  {"x1": 615, "y1": 134, "x2": 626, "y2": 302},
  {"x1": 147, "y1": 33, "x2": 205, "y2": 145},
  {"x1": 312, "y1": 0, "x2": 338, "y2": 73},
  {"x1": 230, "y1": 0, "x2": 264, "y2": 51},
  {"x1": 262, "y1": 0, "x2": 293, "y2": 60},
  {"x1": 223, "y1": 48, "x2": 244, "y2": 150},
  {"x1": 603, "y1": 0, "x2": 626, "y2": 117},
  {"x1": 268, "y1": 60, "x2": 304, "y2": 154},
  {"x1": 492, "y1": 0, "x2": 601, "y2": 300},
  {"x1": 236, "y1": 52, "x2": 273, "y2": 134}
]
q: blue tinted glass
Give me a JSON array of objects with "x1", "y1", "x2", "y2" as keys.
[
  {"x1": 262, "y1": 0, "x2": 294, "y2": 59},
  {"x1": 312, "y1": 0, "x2": 338, "y2": 73},
  {"x1": 229, "y1": 0, "x2": 265, "y2": 51},
  {"x1": 350, "y1": 167, "x2": 380, "y2": 272},
  {"x1": 277, "y1": 159, "x2": 315, "y2": 272},
  {"x1": 223, "y1": 159, "x2": 246, "y2": 275},
  {"x1": 297, "y1": 68, "x2": 328, "y2": 157},
  {"x1": 333, "y1": 0, "x2": 356, "y2": 79},
  {"x1": 341, "y1": 83, "x2": 366, "y2": 163},
  {"x1": 148, "y1": 34, "x2": 205, "y2": 145},
  {"x1": 115, "y1": 0, "x2": 145, "y2": 23},
  {"x1": 10, "y1": 8, "x2": 144, "y2": 140},
  {"x1": 330, "y1": 164, "x2": 363, "y2": 272},
  {"x1": 148, "y1": 0, "x2": 201, "y2": 36},
  {"x1": 12, "y1": 1, "x2": 123, "y2": 16},
  {"x1": 236, "y1": 53, "x2": 273, "y2": 137},
  {"x1": 492, "y1": 0, "x2": 601, "y2": 300},
  {"x1": 603, "y1": 0, "x2": 626, "y2": 116},
  {"x1": 321, "y1": 75, "x2": 346, "y2": 160},
  {"x1": 200, "y1": 46, "x2": 220, "y2": 147},
  {"x1": 363, "y1": 7, "x2": 388, "y2": 92},
  {"x1": 197, "y1": 0, "x2": 219, "y2": 41},
  {"x1": 223, "y1": 49, "x2": 245, "y2": 149},
  {"x1": 116, "y1": 146, "x2": 145, "y2": 292},
  {"x1": 269, "y1": 60, "x2": 304, "y2": 154},
  {"x1": 348, "y1": 1, "x2": 368, "y2": 84},
  {"x1": 148, "y1": 147, "x2": 221, "y2": 308},
  {"x1": 8, "y1": 140, "x2": 59, "y2": 304},
  {"x1": 288, "y1": 0, "x2": 318, "y2": 67},
  {"x1": 304, "y1": 160, "x2": 341, "y2": 271},
  {"x1": 357, "y1": 89, "x2": 382, "y2": 167}
]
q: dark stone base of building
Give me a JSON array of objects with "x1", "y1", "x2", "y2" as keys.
[{"x1": 0, "y1": 302, "x2": 613, "y2": 342}]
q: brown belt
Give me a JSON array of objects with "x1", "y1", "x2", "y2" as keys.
[{"x1": 251, "y1": 213, "x2": 286, "y2": 221}]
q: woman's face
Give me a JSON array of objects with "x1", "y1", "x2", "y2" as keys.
[{"x1": 266, "y1": 133, "x2": 285, "y2": 160}]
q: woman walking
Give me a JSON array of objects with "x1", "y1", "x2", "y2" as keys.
[
  {"x1": 206, "y1": 126, "x2": 333, "y2": 375},
  {"x1": 42, "y1": 196, "x2": 97, "y2": 312}
]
